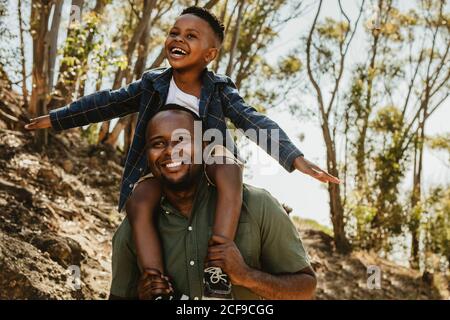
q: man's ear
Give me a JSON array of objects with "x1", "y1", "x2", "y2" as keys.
[{"x1": 204, "y1": 47, "x2": 219, "y2": 64}]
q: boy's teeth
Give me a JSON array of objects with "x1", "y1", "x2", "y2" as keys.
[
  {"x1": 171, "y1": 48, "x2": 187, "y2": 55},
  {"x1": 166, "y1": 161, "x2": 182, "y2": 168}
]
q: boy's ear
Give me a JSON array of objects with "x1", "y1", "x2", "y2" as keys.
[{"x1": 204, "y1": 47, "x2": 219, "y2": 64}]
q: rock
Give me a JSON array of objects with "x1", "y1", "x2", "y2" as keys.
[
  {"x1": 62, "y1": 159, "x2": 74, "y2": 173},
  {"x1": 0, "y1": 231, "x2": 75, "y2": 299},
  {"x1": 88, "y1": 157, "x2": 99, "y2": 168},
  {"x1": 422, "y1": 271, "x2": 434, "y2": 285},
  {"x1": 0, "y1": 178, "x2": 33, "y2": 205},
  {"x1": 30, "y1": 234, "x2": 83, "y2": 268},
  {"x1": 37, "y1": 167, "x2": 60, "y2": 185}
]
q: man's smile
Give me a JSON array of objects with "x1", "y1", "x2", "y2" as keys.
[
  {"x1": 160, "y1": 159, "x2": 188, "y2": 174},
  {"x1": 165, "y1": 161, "x2": 183, "y2": 168}
]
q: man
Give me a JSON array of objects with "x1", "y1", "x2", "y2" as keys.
[{"x1": 110, "y1": 106, "x2": 316, "y2": 300}]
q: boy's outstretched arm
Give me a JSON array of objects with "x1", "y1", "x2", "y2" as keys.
[
  {"x1": 25, "y1": 79, "x2": 144, "y2": 131},
  {"x1": 220, "y1": 79, "x2": 340, "y2": 185}
]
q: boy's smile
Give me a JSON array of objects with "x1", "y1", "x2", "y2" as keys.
[{"x1": 165, "y1": 14, "x2": 218, "y2": 71}]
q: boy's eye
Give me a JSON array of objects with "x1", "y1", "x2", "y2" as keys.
[
  {"x1": 187, "y1": 34, "x2": 196, "y2": 39},
  {"x1": 152, "y1": 141, "x2": 165, "y2": 148}
]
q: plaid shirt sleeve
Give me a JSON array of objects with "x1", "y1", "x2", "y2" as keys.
[
  {"x1": 220, "y1": 78, "x2": 304, "y2": 172},
  {"x1": 49, "y1": 79, "x2": 144, "y2": 131}
]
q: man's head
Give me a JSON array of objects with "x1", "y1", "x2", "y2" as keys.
[
  {"x1": 145, "y1": 105, "x2": 203, "y2": 190},
  {"x1": 165, "y1": 6, "x2": 225, "y2": 72}
]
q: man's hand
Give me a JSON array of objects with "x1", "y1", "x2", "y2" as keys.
[
  {"x1": 294, "y1": 156, "x2": 341, "y2": 184},
  {"x1": 137, "y1": 268, "x2": 173, "y2": 300},
  {"x1": 25, "y1": 115, "x2": 51, "y2": 130},
  {"x1": 206, "y1": 235, "x2": 251, "y2": 287}
]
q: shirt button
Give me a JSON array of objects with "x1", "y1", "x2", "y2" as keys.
[
  {"x1": 189, "y1": 260, "x2": 195, "y2": 266},
  {"x1": 188, "y1": 226, "x2": 193, "y2": 231},
  {"x1": 129, "y1": 183, "x2": 134, "y2": 188},
  {"x1": 165, "y1": 210, "x2": 170, "y2": 215},
  {"x1": 139, "y1": 168, "x2": 143, "y2": 172}
]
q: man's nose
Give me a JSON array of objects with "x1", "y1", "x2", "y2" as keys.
[{"x1": 162, "y1": 141, "x2": 180, "y2": 158}]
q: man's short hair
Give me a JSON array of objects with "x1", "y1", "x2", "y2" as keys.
[
  {"x1": 181, "y1": 6, "x2": 225, "y2": 44},
  {"x1": 159, "y1": 103, "x2": 201, "y2": 121}
]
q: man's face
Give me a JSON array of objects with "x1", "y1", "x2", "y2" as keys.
[
  {"x1": 164, "y1": 14, "x2": 218, "y2": 71},
  {"x1": 146, "y1": 110, "x2": 202, "y2": 189}
]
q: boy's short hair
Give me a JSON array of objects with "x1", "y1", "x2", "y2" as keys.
[{"x1": 181, "y1": 6, "x2": 225, "y2": 44}]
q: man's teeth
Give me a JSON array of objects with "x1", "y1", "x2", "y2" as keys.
[
  {"x1": 166, "y1": 161, "x2": 182, "y2": 168},
  {"x1": 171, "y1": 48, "x2": 187, "y2": 55}
]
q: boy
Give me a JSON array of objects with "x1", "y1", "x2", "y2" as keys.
[{"x1": 26, "y1": 7, "x2": 340, "y2": 299}]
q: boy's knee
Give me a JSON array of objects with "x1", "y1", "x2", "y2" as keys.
[{"x1": 125, "y1": 178, "x2": 162, "y2": 221}]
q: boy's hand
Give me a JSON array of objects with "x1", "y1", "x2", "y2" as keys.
[
  {"x1": 137, "y1": 268, "x2": 174, "y2": 300},
  {"x1": 294, "y1": 156, "x2": 341, "y2": 184},
  {"x1": 25, "y1": 115, "x2": 51, "y2": 130}
]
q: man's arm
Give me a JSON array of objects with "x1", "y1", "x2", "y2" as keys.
[
  {"x1": 206, "y1": 235, "x2": 316, "y2": 300},
  {"x1": 243, "y1": 266, "x2": 316, "y2": 300},
  {"x1": 25, "y1": 79, "x2": 144, "y2": 131}
]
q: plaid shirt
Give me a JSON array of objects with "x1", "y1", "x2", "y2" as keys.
[{"x1": 49, "y1": 67, "x2": 303, "y2": 212}]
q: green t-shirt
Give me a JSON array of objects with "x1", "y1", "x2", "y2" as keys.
[{"x1": 110, "y1": 174, "x2": 311, "y2": 299}]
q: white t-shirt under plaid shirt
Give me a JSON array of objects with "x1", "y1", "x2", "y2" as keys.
[{"x1": 165, "y1": 77, "x2": 200, "y2": 116}]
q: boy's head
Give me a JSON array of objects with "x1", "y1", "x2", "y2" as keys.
[{"x1": 165, "y1": 6, "x2": 225, "y2": 72}]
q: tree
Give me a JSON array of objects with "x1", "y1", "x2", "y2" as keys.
[
  {"x1": 344, "y1": 0, "x2": 449, "y2": 264},
  {"x1": 17, "y1": 0, "x2": 29, "y2": 108},
  {"x1": 29, "y1": 0, "x2": 53, "y2": 145},
  {"x1": 304, "y1": 0, "x2": 364, "y2": 253}
]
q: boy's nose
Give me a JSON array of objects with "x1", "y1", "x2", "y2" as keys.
[{"x1": 174, "y1": 35, "x2": 184, "y2": 43}]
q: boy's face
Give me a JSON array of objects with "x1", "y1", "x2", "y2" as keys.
[{"x1": 165, "y1": 14, "x2": 219, "y2": 71}]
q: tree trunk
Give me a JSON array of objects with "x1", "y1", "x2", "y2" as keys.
[
  {"x1": 30, "y1": 0, "x2": 52, "y2": 146},
  {"x1": 47, "y1": 0, "x2": 86, "y2": 110},
  {"x1": 102, "y1": 0, "x2": 156, "y2": 148},
  {"x1": 103, "y1": 117, "x2": 129, "y2": 147},
  {"x1": 323, "y1": 123, "x2": 351, "y2": 254},
  {"x1": 225, "y1": 0, "x2": 244, "y2": 76},
  {"x1": 112, "y1": 0, "x2": 156, "y2": 89},
  {"x1": 133, "y1": 21, "x2": 152, "y2": 80},
  {"x1": 75, "y1": 0, "x2": 109, "y2": 96},
  {"x1": 47, "y1": 0, "x2": 63, "y2": 91},
  {"x1": 18, "y1": 0, "x2": 29, "y2": 108},
  {"x1": 410, "y1": 96, "x2": 427, "y2": 268}
]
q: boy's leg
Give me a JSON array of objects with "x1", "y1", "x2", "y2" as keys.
[
  {"x1": 204, "y1": 146, "x2": 243, "y2": 299},
  {"x1": 125, "y1": 176, "x2": 165, "y2": 276}
]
